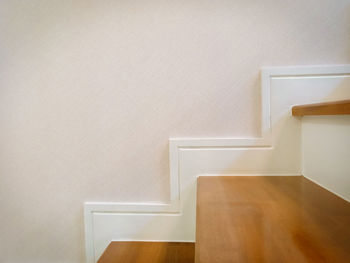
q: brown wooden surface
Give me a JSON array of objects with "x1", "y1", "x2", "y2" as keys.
[
  {"x1": 196, "y1": 176, "x2": 350, "y2": 263},
  {"x1": 292, "y1": 99, "x2": 350, "y2": 116},
  {"x1": 97, "y1": 241, "x2": 195, "y2": 263}
]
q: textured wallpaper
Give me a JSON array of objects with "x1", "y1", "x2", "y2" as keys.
[{"x1": 0, "y1": 0, "x2": 349, "y2": 262}]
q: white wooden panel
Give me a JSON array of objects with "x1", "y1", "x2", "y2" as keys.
[{"x1": 302, "y1": 115, "x2": 350, "y2": 202}]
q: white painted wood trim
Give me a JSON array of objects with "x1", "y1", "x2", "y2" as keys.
[
  {"x1": 110, "y1": 239, "x2": 195, "y2": 242},
  {"x1": 84, "y1": 64, "x2": 350, "y2": 263},
  {"x1": 196, "y1": 173, "x2": 302, "y2": 177},
  {"x1": 262, "y1": 64, "x2": 350, "y2": 78}
]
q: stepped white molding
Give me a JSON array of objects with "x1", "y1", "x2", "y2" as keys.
[{"x1": 84, "y1": 65, "x2": 350, "y2": 263}]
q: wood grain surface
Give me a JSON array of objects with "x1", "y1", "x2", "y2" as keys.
[
  {"x1": 97, "y1": 241, "x2": 194, "y2": 263},
  {"x1": 195, "y1": 176, "x2": 350, "y2": 263},
  {"x1": 292, "y1": 100, "x2": 350, "y2": 116}
]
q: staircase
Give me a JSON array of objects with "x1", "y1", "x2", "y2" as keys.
[{"x1": 96, "y1": 100, "x2": 350, "y2": 263}]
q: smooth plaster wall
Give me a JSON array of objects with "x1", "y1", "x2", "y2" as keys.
[
  {"x1": 302, "y1": 115, "x2": 350, "y2": 202},
  {"x1": 0, "y1": 1, "x2": 349, "y2": 262}
]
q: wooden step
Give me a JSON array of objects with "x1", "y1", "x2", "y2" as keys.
[
  {"x1": 195, "y1": 176, "x2": 350, "y2": 263},
  {"x1": 97, "y1": 241, "x2": 194, "y2": 263},
  {"x1": 292, "y1": 99, "x2": 350, "y2": 116}
]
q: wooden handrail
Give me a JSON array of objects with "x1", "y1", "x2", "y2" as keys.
[{"x1": 292, "y1": 99, "x2": 350, "y2": 116}]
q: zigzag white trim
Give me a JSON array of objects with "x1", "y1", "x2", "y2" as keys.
[{"x1": 84, "y1": 65, "x2": 350, "y2": 263}]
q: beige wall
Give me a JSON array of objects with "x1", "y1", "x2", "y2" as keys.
[
  {"x1": 0, "y1": 1, "x2": 349, "y2": 262},
  {"x1": 302, "y1": 115, "x2": 350, "y2": 202}
]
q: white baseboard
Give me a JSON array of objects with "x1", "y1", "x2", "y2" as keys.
[
  {"x1": 111, "y1": 239, "x2": 195, "y2": 242},
  {"x1": 197, "y1": 173, "x2": 301, "y2": 177},
  {"x1": 84, "y1": 64, "x2": 350, "y2": 263}
]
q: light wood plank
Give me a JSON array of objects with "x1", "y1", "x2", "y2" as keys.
[
  {"x1": 98, "y1": 241, "x2": 194, "y2": 263},
  {"x1": 292, "y1": 99, "x2": 350, "y2": 116},
  {"x1": 195, "y1": 176, "x2": 350, "y2": 263}
]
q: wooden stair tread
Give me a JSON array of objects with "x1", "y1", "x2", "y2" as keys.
[
  {"x1": 195, "y1": 176, "x2": 350, "y2": 263},
  {"x1": 97, "y1": 241, "x2": 194, "y2": 263},
  {"x1": 292, "y1": 99, "x2": 350, "y2": 116}
]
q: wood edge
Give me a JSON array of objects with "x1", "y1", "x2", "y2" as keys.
[{"x1": 292, "y1": 99, "x2": 350, "y2": 116}]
